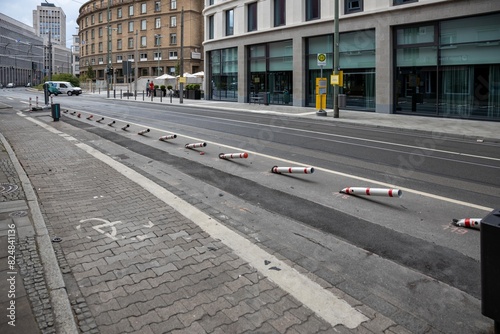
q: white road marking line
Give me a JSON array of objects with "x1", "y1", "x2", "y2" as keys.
[{"x1": 27, "y1": 116, "x2": 369, "y2": 329}]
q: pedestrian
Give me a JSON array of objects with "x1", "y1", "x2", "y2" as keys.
[
  {"x1": 146, "y1": 80, "x2": 150, "y2": 96},
  {"x1": 149, "y1": 81, "x2": 154, "y2": 96}
]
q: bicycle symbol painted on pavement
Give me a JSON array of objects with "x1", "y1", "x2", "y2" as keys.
[{"x1": 76, "y1": 218, "x2": 154, "y2": 241}]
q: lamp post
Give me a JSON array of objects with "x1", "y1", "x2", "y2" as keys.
[
  {"x1": 179, "y1": 7, "x2": 184, "y2": 104},
  {"x1": 134, "y1": 30, "x2": 138, "y2": 95},
  {"x1": 155, "y1": 34, "x2": 162, "y2": 76},
  {"x1": 333, "y1": 0, "x2": 340, "y2": 118},
  {"x1": 106, "y1": 0, "x2": 111, "y2": 98}
]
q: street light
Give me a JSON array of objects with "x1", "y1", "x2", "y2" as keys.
[
  {"x1": 333, "y1": 0, "x2": 340, "y2": 118},
  {"x1": 154, "y1": 34, "x2": 162, "y2": 76}
]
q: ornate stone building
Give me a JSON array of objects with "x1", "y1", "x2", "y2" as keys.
[{"x1": 77, "y1": 0, "x2": 203, "y2": 84}]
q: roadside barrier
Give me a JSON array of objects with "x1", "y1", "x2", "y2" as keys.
[
  {"x1": 86, "y1": 115, "x2": 93, "y2": 120},
  {"x1": 96, "y1": 117, "x2": 104, "y2": 123},
  {"x1": 452, "y1": 218, "x2": 481, "y2": 229},
  {"x1": 122, "y1": 124, "x2": 130, "y2": 130},
  {"x1": 340, "y1": 187, "x2": 402, "y2": 198},
  {"x1": 219, "y1": 152, "x2": 249, "y2": 159},
  {"x1": 185, "y1": 142, "x2": 207, "y2": 149},
  {"x1": 107, "y1": 120, "x2": 115, "y2": 126},
  {"x1": 138, "y1": 129, "x2": 150, "y2": 135},
  {"x1": 271, "y1": 166, "x2": 314, "y2": 174},
  {"x1": 159, "y1": 134, "x2": 177, "y2": 141}
]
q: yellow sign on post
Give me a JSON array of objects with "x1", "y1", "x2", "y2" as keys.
[
  {"x1": 330, "y1": 71, "x2": 343, "y2": 86},
  {"x1": 179, "y1": 77, "x2": 187, "y2": 84}
]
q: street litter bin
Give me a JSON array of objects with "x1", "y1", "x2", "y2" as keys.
[
  {"x1": 338, "y1": 94, "x2": 346, "y2": 108},
  {"x1": 481, "y1": 208, "x2": 500, "y2": 333},
  {"x1": 51, "y1": 103, "x2": 60, "y2": 121},
  {"x1": 264, "y1": 92, "x2": 270, "y2": 105}
]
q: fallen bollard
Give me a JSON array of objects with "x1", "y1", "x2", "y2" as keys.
[
  {"x1": 452, "y1": 218, "x2": 481, "y2": 229},
  {"x1": 159, "y1": 134, "x2": 177, "y2": 141},
  {"x1": 121, "y1": 124, "x2": 130, "y2": 130},
  {"x1": 107, "y1": 120, "x2": 115, "y2": 126},
  {"x1": 219, "y1": 152, "x2": 249, "y2": 159},
  {"x1": 138, "y1": 129, "x2": 150, "y2": 135},
  {"x1": 77, "y1": 113, "x2": 81, "y2": 118},
  {"x1": 96, "y1": 117, "x2": 104, "y2": 123},
  {"x1": 271, "y1": 166, "x2": 314, "y2": 174},
  {"x1": 71, "y1": 111, "x2": 76, "y2": 115},
  {"x1": 185, "y1": 142, "x2": 207, "y2": 149},
  {"x1": 340, "y1": 187, "x2": 402, "y2": 198},
  {"x1": 86, "y1": 115, "x2": 93, "y2": 120}
]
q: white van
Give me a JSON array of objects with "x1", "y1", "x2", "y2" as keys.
[{"x1": 46, "y1": 81, "x2": 82, "y2": 96}]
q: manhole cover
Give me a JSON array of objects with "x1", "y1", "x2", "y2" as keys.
[
  {"x1": 0, "y1": 183, "x2": 19, "y2": 195},
  {"x1": 9, "y1": 211, "x2": 28, "y2": 217}
]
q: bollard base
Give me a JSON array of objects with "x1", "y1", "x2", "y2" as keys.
[{"x1": 316, "y1": 109, "x2": 327, "y2": 117}]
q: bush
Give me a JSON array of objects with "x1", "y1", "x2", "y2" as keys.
[
  {"x1": 154, "y1": 85, "x2": 159, "y2": 89},
  {"x1": 167, "y1": 85, "x2": 173, "y2": 90},
  {"x1": 160, "y1": 85, "x2": 166, "y2": 90}
]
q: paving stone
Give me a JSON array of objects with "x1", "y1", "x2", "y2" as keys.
[
  {"x1": 129, "y1": 310, "x2": 162, "y2": 331},
  {"x1": 198, "y1": 310, "x2": 233, "y2": 333},
  {"x1": 269, "y1": 311, "x2": 302, "y2": 333}
]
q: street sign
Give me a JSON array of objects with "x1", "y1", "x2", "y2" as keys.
[{"x1": 317, "y1": 53, "x2": 327, "y2": 67}]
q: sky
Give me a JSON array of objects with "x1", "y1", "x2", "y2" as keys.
[{"x1": 1, "y1": 0, "x2": 84, "y2": 43}]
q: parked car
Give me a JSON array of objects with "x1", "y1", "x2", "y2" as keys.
[
  {"x1": 45, "y1": 81, "x2": 82, "y2": 96},
  {"x1": 6, "y1": 83, "x2": 14, "y2": 88}
]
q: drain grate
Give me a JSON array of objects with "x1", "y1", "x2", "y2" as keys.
[
  {"x1": 9, "y1": 211, "x2": 28, "y2": 217},
  {"x1": 0, "y1": 183, "x2": 19, "y2": 195}
]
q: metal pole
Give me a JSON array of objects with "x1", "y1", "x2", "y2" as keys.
[
  {"x1": 134, "y1": 30, "x2": 138, "y2": 95},
  {"x1": 106, "y1": 0, "x2": 111, "y2": 98},
  {"x1": 179, "y1": 7, "x2": 184, "y2": 104},
  {"x1": 48, "y1": 31, "x2": 52, "y2": 81},
  {"x1": 333, "y1": 0, "x2": 340, "y2": 118}
]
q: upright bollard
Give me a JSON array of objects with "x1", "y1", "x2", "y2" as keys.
[
  {"x1": 185, "y1": 142, "x2": 207, "y2": 149},
  {"x1": 340, "y1": 187, "x2": 402, "y2": 198},
  {"x1": 29, "y1": 97, "x2": 32, "y2": 111},
  {"x1": 219, "y1": 152, "x2": 249, "y2": 159},
  {"x1": 159, "y1": 134, "x2": 177, "y2": 141},
  {"x1": 271, "y1": 166, "x2": 314, "y2": 174},
  {"x1": 122, "y1": 124, "x2": 130, "y2": 130},
  {"x1": 107, "y1": 120, "x2": 115, "y2": 126},
  {"x1": 36, "y1": 96, "x2": 39, "y2": 108},
  {"x1": 138, "y1": 129, "x2": 150, "y2": 135}
]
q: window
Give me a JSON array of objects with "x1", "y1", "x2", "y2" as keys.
[
  {"x1": 155, "y1": 35, "x2": 162, "y2": 46},
  {"x1": 154, "y1": 52, "x2": 162, "y2": 60},
  {"x1": 128, "y1": 38, "x2": 134, "y2": 48},
  {"x1": 141, "y1": 36, "x2": 146, "y2": 47},
  {"x1": 141, "y1": 19, "x2": 147, "y2": 30},
  {"x1": 208, "y1": 15, "x2": 214, "y2": 39},
  {"x1": 170, "y1": 33, "x2": 177, "y2": 44},
  {"x1": 117, "y1": 8, "x2": 122, "y2": 18},
  {"x1": 117, "y1": 39, "x2": 122, "y2": 50},
  {"x1": 99, "y1": 12, "x2": 103, "y2": 22},
  {"x1": 128, "y1": 21, "x2": 134, "y2": 32},
  {"x1": 225, "y1": 9, "x2": 234, "y2": 36},
  {"x1": 170, "y1": 16, "x2": 177, "y2": 27},
  {"x1": 85, "y1": 17, "x2": 88, "y2": 27},
  {"x1": 345, "y1": 0, "x2": 363, "y2": 13},
  {"x1": 117, "y1": 23, "x2": 122, "y2": 34},
  {"x1": 155, "y1": 18, "x2": 161, "y2": 29},
  {"x1": 274, "y1": 0, "x2": 286, "y2": 27},
  {"x1": 98, "y1": 42, "x2": 103, "y2": 52},
  {"x1": 108, "y1": 10, "x2": 112, "y2": 21},
  {"x1": 128, "y1": 54, "x2": 134, "y2": 61},
  {"x1": 98, "y1": 27, "x2": 103, "y2": 37},
  {"x1": 169, "y1": 51, "x2": 178, "y2": 59},
  {"x1": 155, "y1": 1, "x2": 161, "y2": 12},
  {"x1": 140, "y1": 53, "x2": 147, "y2": 60},
  {"x1": 141, "y1": 3, "x2": 147, "y2": 14},
  {"x1": 248, "y1": 2, "x2": 257, "y2": 32},
  {"x1": 129, "y1": 5, "x2": 134, "y2": 16},
  {"x1": 117, "y1": 55, "x2": 123, "y2": 62},
  {"x1": 91, "y1": 29, "x2": 95, "y2": 39},
  {"x1": 394, "y1": 0, "x2": 418, "y2": 4},
  {"x1": 91, "y1": 14, "x2": 95, "y2": 24},
  {"x1": 306, "y1": 0, "x2": 320, "y2": 20},
  {"x1": 171, "y1": 0, "x2": 177, "y2": 10},
  {"x1": 91, "y1": 43, "x2": 95, "y2": 53}
]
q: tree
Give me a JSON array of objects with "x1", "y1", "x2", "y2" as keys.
[{"x1": 87, "y1": 65, "x2": 95, "y2": 79}]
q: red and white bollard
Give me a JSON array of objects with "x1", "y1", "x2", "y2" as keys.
[
  {"x1": 185, "y1": 142, "x2": 207, "y2": 149},
  {"x1": 452, "y1": 218, "x2": 481, "y2": 230},
  {"x1": 121, "y1": 124, "x2": 130, "y2": 130},
  {"x1": 340, "y1": 187, "x2": 403, "y2": 198},
  {"x1": 138, "y1": 129, "x2": 150, "y2": 135},
  {"x1": 107, "y1": 120, "x2": 115, "y2": 126},
  {"x1": 96, "y1": 117, "x2": 104, "y2": 122},
  {"x1": 86, "y1": 115, "x2": 93, "y2": 120},
  {"x1": 159, "y1": 134, "x2": 177, "y2": 141},
  {"x1": 77, "y1": 113, "x2": 81, "y2": 118},
  {"x1": 219, "y1": 152, "x2": 249, "y2": 159},
  {"x1": 271, "y1": 166, "x2": 315, "y2": 174},
  {"x1": 36, "y1": 96, "x2": 39, "y2": 108}
]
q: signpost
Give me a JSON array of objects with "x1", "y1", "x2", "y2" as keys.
[{"x1": 316, "y1": 53, "x2": 327, "y2": 116}]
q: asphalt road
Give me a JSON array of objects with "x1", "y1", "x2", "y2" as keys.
[{"x1": 2, "y1": 88, "x2": 499, "y2": 332}]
